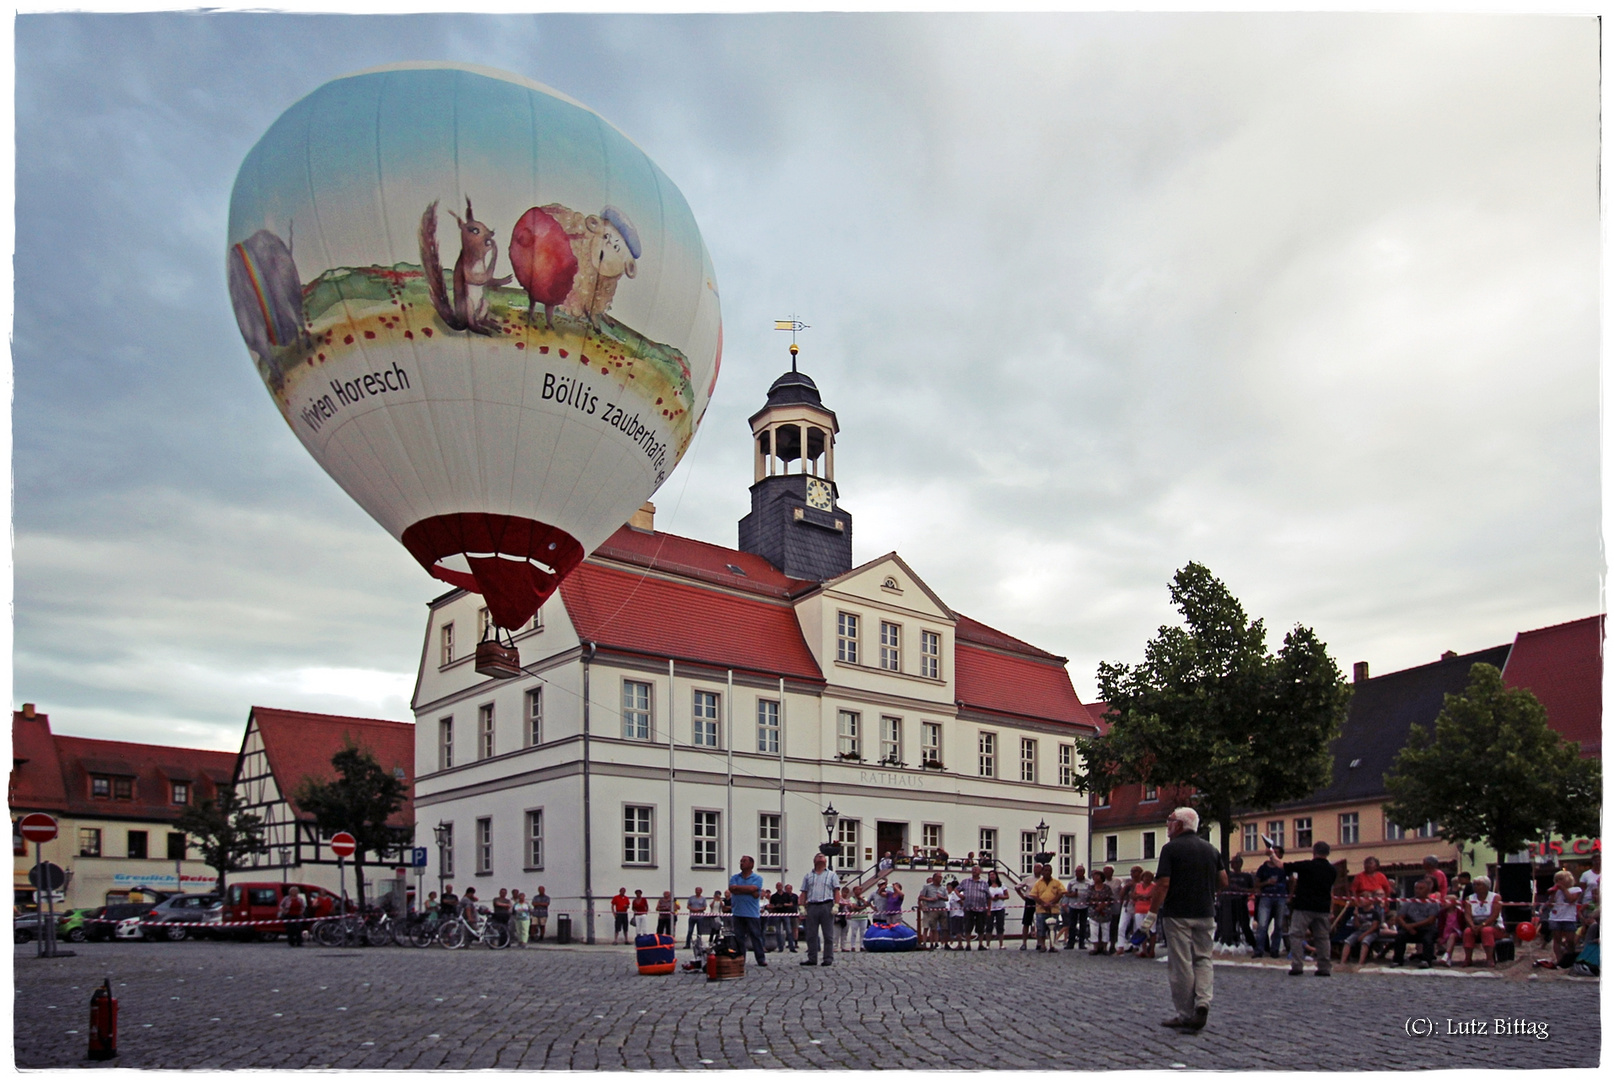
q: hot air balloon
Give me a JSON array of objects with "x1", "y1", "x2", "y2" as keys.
[{"x1": 228, "y1": 62, "x2": 722, "y2": 676}]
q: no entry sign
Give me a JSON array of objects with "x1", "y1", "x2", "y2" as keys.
[
  {"x1": 19, "y1": 813, "x2": 58, "y2": 843},
  {"x1": 329, "y1": 832, "x2": 356, "y2": 859}
]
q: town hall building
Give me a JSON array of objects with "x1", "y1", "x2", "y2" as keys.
[{"x1": 411, "y1": 362, "x2": 1098, "y2": 940}]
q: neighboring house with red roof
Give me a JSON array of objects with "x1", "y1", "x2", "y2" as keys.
[
  {"x1": 232, "y1": 706, "x2": 415, "y2": 899},
  {"x1": 411, "y1": 363, "x2": 1099, "y2": 934},
  {"x1": 10, "y1": 704, "x2": 236, "y2": 909}
]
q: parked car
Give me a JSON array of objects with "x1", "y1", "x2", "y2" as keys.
[
  {"x1": 84, "y1": 902, "x2": 157, "y2": 943},
  {"x1": 140, "y1": 893, "x2": 223, "y2": 941},
  {"x1": 14, "y1": 911, "x2": 46, "y2": 944},
  {"x1": 56, "y1": 907, "x2": 100, "y2": 943},
  {"x1": 220, "y1": 882, "x2": 339, "y2": 940}
]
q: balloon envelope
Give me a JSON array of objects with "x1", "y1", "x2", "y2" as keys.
[{"x1": 228, "y1": 62, "x2": 721, "y2": 629}]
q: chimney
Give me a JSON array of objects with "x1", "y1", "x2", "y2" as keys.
[
  {"x1": 1352, "y1": 662, "x2": 1369, "y2": 683},
  {"x1": 21, "y1": 703, "x2": 35, "y2": 720},
  {"x1": 1440, "y1": 650, "x2": 1458, "y2": 661},
  {"x1": 628, "y1": 501, "x2": 656, "y2": 532}
]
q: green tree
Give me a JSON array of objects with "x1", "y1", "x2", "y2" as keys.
[
  {"x1": 292, "y1": 741, "x2": 410, "y2": 907},
  {"x1": 1384, "y1": 662, "x2": 1600, "y2": 859},
  {"x1": 175, "y1": 785, "x2": 268, "y2": 897},
  {"x1": 1076, "y1": 562, "x2": 1353, "y2": 861}
]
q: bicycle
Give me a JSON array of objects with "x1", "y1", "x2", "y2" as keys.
[{"x1": 439, "y1": 908, "x2": 510, "y2": 950}]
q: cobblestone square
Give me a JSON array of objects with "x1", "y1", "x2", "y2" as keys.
[{"x1": 12, "y1": 940, "x2": 1599, "y2": 1070}]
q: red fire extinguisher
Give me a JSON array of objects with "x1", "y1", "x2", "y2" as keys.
[{"x1": 88, "y1": 978, "x2": 118, "y2": 1060}]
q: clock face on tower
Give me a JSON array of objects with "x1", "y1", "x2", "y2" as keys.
[{"x1": 805, "y1": 478, "x2": 834, "y2": 511}]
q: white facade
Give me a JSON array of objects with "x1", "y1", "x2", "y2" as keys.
[{"x1": 412, "y1": 550, "x2": 1093, "y2": 941}]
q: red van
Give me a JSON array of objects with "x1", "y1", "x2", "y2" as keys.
[{"x1": 221, "y1": 882, "x2": 339, "y2": 940}]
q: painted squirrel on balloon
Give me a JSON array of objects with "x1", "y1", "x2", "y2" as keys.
[{"x1": 420, "y1": 197, "x2": 641, "y2": 334}]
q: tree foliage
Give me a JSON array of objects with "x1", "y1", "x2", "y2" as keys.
[
  {"x1": 1384, "y1": 662, "x2": 1600, "y2": 858},
  {"x1": 1076, "y1": 562, "x2": 1352, "y2": 859},
  {"x1": 292, "y1": 741, "x2": 410, "y2": 906},
  {"x1": 175, "y1": 785, "x2": 268, "y2": 896}
]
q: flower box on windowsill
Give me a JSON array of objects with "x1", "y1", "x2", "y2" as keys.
[
  {"x1": 835, "y1": 752, "x2": 864, "y2": 762},
  {"x1": 921, "y1": 760, "x2": 945, "y2": 771}
]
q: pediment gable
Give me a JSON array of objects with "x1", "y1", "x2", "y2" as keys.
[{"x1": 817, "y1": 552, "x2": 955, "y2": 621}]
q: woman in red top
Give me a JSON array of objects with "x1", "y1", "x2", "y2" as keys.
[
  {"x1": 1352, "y1": 856, "x2": 1391, "y2": 897},
  {"x1": 1132, "y1": 870, "x2": 1158, "y2": 959}
]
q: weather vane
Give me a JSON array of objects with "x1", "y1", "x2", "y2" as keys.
[{"x1": 774, "y1": 317, "x2": 810, "y2": 372}]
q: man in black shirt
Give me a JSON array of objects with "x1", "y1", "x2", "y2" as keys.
[
  {"x1": 1285, "y1": 841, "x2": 1338, "y2": 976},
  {"x1": 1151, "y1": 806, "x2": 1227, "y2": 1033}
]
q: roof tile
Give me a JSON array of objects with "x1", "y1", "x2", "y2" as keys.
[
  {"x1": 1501, "y1": 615, "x2": 1602, "y2": 757},
  {"x1": 249, "y1": 707, "x2": 415, "y2": 826}
]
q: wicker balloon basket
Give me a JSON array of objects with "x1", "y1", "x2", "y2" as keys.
[{"x1": 707, "y1": 953, "x2": 746, "y2": 981}]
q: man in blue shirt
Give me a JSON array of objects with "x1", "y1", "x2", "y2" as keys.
[{"x1": 729, "y1": 855, "x2": 769, "y2": 966}]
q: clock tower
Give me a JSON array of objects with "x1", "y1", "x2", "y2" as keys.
[{"x1": 737, "y1": 351, "x2": 854, "y2": 580}]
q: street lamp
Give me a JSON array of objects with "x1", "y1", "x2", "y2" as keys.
[
  {"x1": 279, "y1": 846, "x2": 292, "y2": 885},
  {"x1": 1034, "y1": 818, "x2": 1053, "y2": 867},
  {"x1": 432, "y1": 821, "x2": 451, "y2": 898},
  {"x1": 819, "y1": 803, "x2": 842, "y2": 857}
]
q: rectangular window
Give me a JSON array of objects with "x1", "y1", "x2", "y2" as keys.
[
  {"x1": 834, "y1": 819, "x2": 860, "y2": 872},
  {"x1": 623, "y1": 806, "x2": 654, "y2": 866},
  {"x1": 127, "y1": 830, "x2": 148, "y2": 859},
  {"x1": 114, "y1": 777, "x2": 133, "y2": 800},
  {"x1": 91, "y1": 775, "x2": 110, "y2": 799},
  {"x1": 978, "y1": 828, "x2": 997, "y2": 862},
  {"x1": 440, "y1": 823, "x2": 454, "y2": 877},
  {"x1": 693, "y1": 691, "x2": 721, "y2": 749},
  {"x1": 1058, "y1": 745, "x2": 1075, "y2": 787},
  {"x1": 920, "y1": 630, "x2": 940, "y2": 680},
  {"x1": 476, "y1": 817, "x2": 493, "y2": 874},
  {"x1": 441, "y1": 622, "x2": 456, "y2": 666},
  {"x1": 837, "y1": 612, "x2": 859, "y2": 664},
  {"x1": 978, "y1": 732, "x2": 997, "y2": 778},
  {"x1": 922, "y1": 823, "x2": 942, "y2": 856},
  {"x1": 1339, "y1": 812, "x2": 1360, "y2": 846},
  {"x1": 1142, "y1": 784, "x2": 1158, "y2": 802},
  {"x1": 1142, "y1": 831, "x2": 1156, "y2": 860},
  {"x1": 880, "y1": 716, "x2": 902, "y2": 764},
  {"x1": 880, "y1": 621, "x2": 901, "y2": 671},
  {"x1": 1059, "y1": 834, "x2": 1076, "y2": 877},
  {"x1": 921, "y1": 722, "x2": 941, "y2": 766},
  {"x1": 759, "y1": 813, "x2": 782, "y2": 870},
  {"x1": 837, "y1": 710, "x2": 860, "y2": 759},
  {"x1": 1020, "y1": 831, "x2": 1036, "y2": 874},
  {"x1": 1243, "y1": 823, "x2": 1259, "y2": 851},
  {"x1": 526, "y1": 688, "x2": 544, "y2": 747},
  {"x1": 171, "y1": 781, "x2": 189, "y2": 805},
  {"x1": 478, "y1": 606, "x2": 492, "y2": 640},
  {"x1": 1020, "y1": 738, "x2": 1038, "y2": 783},
  {"x1": 79, "y1": 828, "x2": 102, "y2": 857},
  {"x1": 1104, "y1": 835, "x2": 1118, "y2": 863},
  {"x1": 166, "y1": 832, "x2": 187, "y2": 861},
  {"x1": 757, "y1": 699, "x2": 780, "y2": 755},
  {"x1": 528, "y1": 607, "x2": 545, "y2": 632},
  {"x1": 526, "y1": 810, "x2": 544, "y2": 870},
  {"x1": 693, "y1": 811, "x2": 721, "y2": 868},
  {"x1": 623, "y1": 681, "x2": 652, "y2": 741},
  {"x1": 439, "y1": 717, "x2": 454, "y2": 769},
  {"x1": 478, "y1": 703, "x2": 496, "y2": 759},
  {"x1": 1294, "y1": 817, "x2": 1313, "y2": 849},
  {"x1": 1094, "y1": 790, "x2": 1110, "y2": 808},
  {"x1": 1266, "y1": 820, "x2": 1285, "y2": 851}
]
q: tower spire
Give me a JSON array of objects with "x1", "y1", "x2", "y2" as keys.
[{"x1": 774, "y1": 317, "x2": 809, "y2": 373}]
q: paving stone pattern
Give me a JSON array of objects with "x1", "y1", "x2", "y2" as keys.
[{"x1": 12, "y1": 941, "x2": 1599, "y2": 1070}]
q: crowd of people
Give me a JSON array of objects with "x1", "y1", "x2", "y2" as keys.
[{"x1": 406, "y1": 846, "x2": 1599, "y2": 977}]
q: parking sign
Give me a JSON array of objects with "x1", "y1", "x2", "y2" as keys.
[{"x1": 412, "y1": 847, "x2": 428, "y2": 868}]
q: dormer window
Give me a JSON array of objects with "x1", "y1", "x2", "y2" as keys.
[
  {"x1": 91, "y1": 775, "x2": 111, "y2": 799},
  {"x1": 114, "y1": 777, "x2": 134, "y2": 800},
  {"x1": 171, "y1": 781, "x2": 190, "y2": 805}
]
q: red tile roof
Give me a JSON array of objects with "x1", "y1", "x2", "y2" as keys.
[
  {"x1": 1501, "y1": 614, "x2": 1603, "y2": 758},
  {"x1": 1084, "y1": 701, "x2": 1112, "y2": 736},
  {"x1": 559, "y1": 562, "x2": 825, "y2": 683},
  {"x1": 10, "y1": 708, "x2": 236, "y2": 823},
  {"x1": 953, "y1": 642, "x2": 1091, "y2": 730},
  {"x1": 248, "y1": 707, "x2": 415, "y2": 826},
  {"x1": 1090, "y1": 781, "x2": 1197, "y2": 829},
  {"x1": 591, "y1": 526, "x2": 816, "y2": 599},
  {"x1": 955, "y1": 614, "x2": 1063, "y2": 661}
]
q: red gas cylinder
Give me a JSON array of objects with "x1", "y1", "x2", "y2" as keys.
[{"x1": 88, "y1": 978, "x2": 118, "y2": 1060}]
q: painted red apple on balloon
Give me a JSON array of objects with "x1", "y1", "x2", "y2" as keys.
[{"x1": 510, "y1": 206, "x2": 579, "y2": 328}]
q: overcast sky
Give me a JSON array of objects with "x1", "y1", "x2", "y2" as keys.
[{"x1": 11, "y1": 12, "x2": 1602, "y2": 750}]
